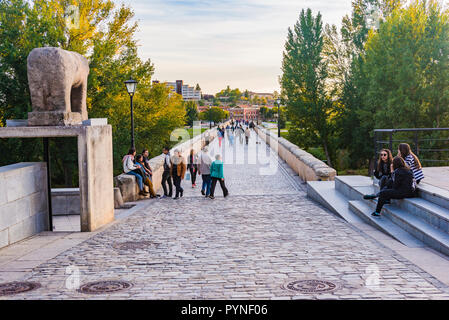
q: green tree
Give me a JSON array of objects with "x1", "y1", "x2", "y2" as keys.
[
  {"x1": 335, "y1": 0, "x2": 404, "y2": 169},
  {"x1": 363, "y1": 0, "x2": 449, "y2": 129},
  {"x1": 199, "y1": 107, "x2": 228, "y2": 124},
  {"x1": 0, "y1": 0, "x2": 186, "y2": 181},
  {"x1": 184, "y1": 101, "x2": 199, "y2": 126},
  {"x1": 215, "y1": 86, "x2": 242, "y2": 105},
  {"x1": 281, "y1": 8, "x2": 338, "y2": 166}
]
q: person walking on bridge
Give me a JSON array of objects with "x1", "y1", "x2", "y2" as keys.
[
  {"x1": 199, "y1": 146, "x2": 212, "y2": 197},
  {"x1": 187, "y1": 149, "x2": 199, "y2": 188},
  {"x1": 209, "y1": 154, "x2": 229, "y2": 199},
  {"x1": 245, "y1": 127, "x2": 251, "y2": 145},
  {"x1": 161, "y1": 147, "x2": 173, "y2": 199},
  {"x1": 171, "y1": 149, "x2": 186, "y2": 200}
]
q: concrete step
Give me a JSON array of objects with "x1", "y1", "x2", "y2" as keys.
[
  {"x1": 348, "y1": 200, "x2": 424, "y2": 248},
  {"x1": 335, "y1": 175, "x2": 373, "y2": 200},
  {"x1": 360, "y1": 199, "x2": 449, "y2": 256},
  {"x1": 307, "y1": 181, "x2": 363, "y2": 224},
  {"x1": 418, "y1": 183, "x2": 449, "y2": 211},
  {"x1": 338, "y1": 175, "x2": 449, "y2": 235},
  {"x1": 366, "y1": 182, "x2": 449, "y2": 235},
  {"x1": 394, "y1": 198, "x2": 449, "y2": 234}
]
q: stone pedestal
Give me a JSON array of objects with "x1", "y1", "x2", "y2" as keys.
[
  {"x1": 28, "y1": 111, "x2": 83, "y2": 126},
  {"x1": 0, "y1": 123, "x2": 114, "y2": 232}
]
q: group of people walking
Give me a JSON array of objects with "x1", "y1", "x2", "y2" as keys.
[
  {"x1": 217, "y1": 122, "x2": 252, "y2": 147},
  {"x1": 363, "y1": 142, "x2": 425, "y2": 217},
  {"x1": 123, "y1": 142, "x2": 229, "y2": 200}
]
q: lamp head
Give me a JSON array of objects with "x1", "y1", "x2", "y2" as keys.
[{"x1": 124, "y1": 77, "x2": 137, "y2": 96}]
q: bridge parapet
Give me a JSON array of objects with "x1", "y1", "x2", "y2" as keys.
[{"x1": 254, "y1": 125, "x2": 336, "y2": 181}]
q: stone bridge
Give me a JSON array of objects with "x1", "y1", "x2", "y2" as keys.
[{"x1": 1, "y1": 128, "x2": 449, "y2": 299}]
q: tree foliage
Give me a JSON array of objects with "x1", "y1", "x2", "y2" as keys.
[
  {"x1": 0, "y1": 0, "x2": 186, "y2": 182},
  {"x1": 184, "y1": 100, "x2": 199, "y2": 126},
  {"x1": 281, "y1": 8, "x2": 338, "y2": 166},
  {"x1": 199, "y1": 107, "x2": 229, "y2": 124}
]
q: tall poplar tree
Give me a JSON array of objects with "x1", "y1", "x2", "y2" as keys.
[{"x1": 281, "y1": 8, "x2": 337, "y2": 166}]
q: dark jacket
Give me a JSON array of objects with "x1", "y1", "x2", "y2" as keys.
[
  {"x1": 391, "y1": 168, "x2": 415, "y2": 195},
  {"x1": 374, "y1": 161, "x2": 391, "y2": 179}
]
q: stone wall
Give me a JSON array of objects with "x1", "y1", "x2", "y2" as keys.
[
  {"x1": 0, "y1": 163, "x2": 48, "y2": 249},
  {"x1": 51, "y1": 188, "x2": 80, "y2": 215},
  {"x1": 254, "y1": 125, "x2": 336, "y2": 181},
  {"x1": 115, "y1": 126, "x2": 221, "y2": 202}
]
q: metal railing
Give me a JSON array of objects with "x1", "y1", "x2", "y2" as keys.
[{"x1": 374, "y1": 128, "x2": 449, "y2": 167}]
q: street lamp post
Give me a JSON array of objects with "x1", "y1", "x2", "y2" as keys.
[
  {"x1": 276, "y1": 99, "x2": 281, "y2": 138},
  {"x1": 209, "y1": 105, "x2": 212, "y2": 129},
  {"x1": 124, "y1": 77, "x2": 137, "y2": 148}
]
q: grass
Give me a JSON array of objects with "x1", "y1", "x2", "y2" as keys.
[
  {"x1": 337, "y1": 168, "x2": 370, "y2": 176},
  {"x1": 186, "y1": 128, "x2": 207, "y2": 137}
]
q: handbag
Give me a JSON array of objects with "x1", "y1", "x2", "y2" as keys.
[{"x1": 186, "y1": 172, "x2": 191, "y2": 181}]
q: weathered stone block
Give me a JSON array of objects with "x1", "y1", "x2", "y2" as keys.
[
  {"x1": 0, "y1": 228, "x2": 8, "y2": 248},
  {"x1": 0, "y1": 198, "x2": 29, "y2": 231},
  {"x1": 27, "y1": 47, "x2": 89, "y2": 126},
  {"x1": 8, "y1": 215, "x2": 36, "y2": 244},
  {"x1": 114, "y1": 174, "x2": 139, "y2": 202},
  {"x1": 29, "y1": 192, "x2": 47, "y2": 216},
  {"x1": 114, "y1": 187, "x2": 124, "y2": 209},
  {"x1": 0, "y1": 179, "x2": 7, "y2": 206},
  {"x1": 28, "y1": 111, "x2": 83, "y2": 126}
]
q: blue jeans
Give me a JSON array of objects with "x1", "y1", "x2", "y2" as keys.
[
  {"x1": 201, "y1": 174, "x2": 212, "y2": 196},
  {"x1": 127, "y1": 170, "x2": 143, "y2": 191}
]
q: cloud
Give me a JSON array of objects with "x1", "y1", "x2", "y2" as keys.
[{"x1": 115, "y1": 0, "x2": 352, "y2": 93}]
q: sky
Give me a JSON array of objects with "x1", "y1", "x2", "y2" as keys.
[{"x1": 116, "y1": 0, "x2": 353, "y2": 94}]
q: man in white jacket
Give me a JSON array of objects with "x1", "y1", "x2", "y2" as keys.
[{"x1": 198, "y1": 146, "x2": 213, "y2": 197}]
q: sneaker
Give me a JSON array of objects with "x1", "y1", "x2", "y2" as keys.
[
  {"x1": 173, "y1": 196, "x2": 179, "y2": 200},
  {"x1": 371, "y1": 211, "x2": 381, "y2": 217},
  {"x1": 363, "y1": 194, "x2": 377, "y2": 200},
  {"x1": 209, "y1": 195, "x2": 215, "y2": 199},
  {"x1": 201, "y1": 190, "x2": 205, "y2": 196}
]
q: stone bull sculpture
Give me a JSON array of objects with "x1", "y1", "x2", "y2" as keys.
[{"x1": 27, "y1": 47, "x2": 89, "y2": 126}]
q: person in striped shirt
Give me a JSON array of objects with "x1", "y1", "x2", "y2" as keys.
[{"x1": 398, "y1": 143, "x2": 424, "y2": 184}]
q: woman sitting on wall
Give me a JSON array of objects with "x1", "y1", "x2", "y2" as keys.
[
  {"x1": 122, "y1": 147, "x2": 148, "y2": 196},
  {"x1": 135, "y1": 154, "x2": 159, "y2": 198},
  {"x1": 363, "y1": 156, "x2": 416, "y2": 217}
]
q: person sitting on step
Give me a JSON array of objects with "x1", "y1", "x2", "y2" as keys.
[
  {"x1": 398, "y1": 143, "x2": 424, "y2": 185},
  {"x1": 363, "y1": 156, "x2": 416, "y2": 217},
  {"x1": 374, "y1": 148, "x2": 393, "y2": 191}
]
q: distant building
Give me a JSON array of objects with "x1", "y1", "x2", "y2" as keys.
[
  {"x1": 202, "y1": 94, "x2": 214, "y2": 101},
  {"x1": 164, "y1": 80, "x2": 201, "y2": 101},
  {"x1": 248, "y1": 92, "x2": 274, "y2": 101},
  {"x1": 228, "y1": 105, "x2": 259, "y2": 121}
]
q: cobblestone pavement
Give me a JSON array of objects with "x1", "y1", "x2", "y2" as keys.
[{"x1": 2, "y1": 130, "x2": 449, "y2": 299}]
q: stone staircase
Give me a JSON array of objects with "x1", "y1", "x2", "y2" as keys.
[{"x1": 307, "y1": 175, "x2": 449, "y2": 256}]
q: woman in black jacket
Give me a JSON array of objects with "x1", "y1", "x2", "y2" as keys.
[
  {"x1": 374, "y1": 149, "x2": 393, "y2": 190},
  {"x1": 363, "y1": 156, "x2": 416, "y2": 217}
]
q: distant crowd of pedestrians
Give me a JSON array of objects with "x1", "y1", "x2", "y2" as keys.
[{"x1": 120, "y1": 119, "x2": 260, "y2": 200}]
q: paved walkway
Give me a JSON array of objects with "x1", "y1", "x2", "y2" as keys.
[{"x1": 2, "y1": 131, "x2": 449, "y2": 299}]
